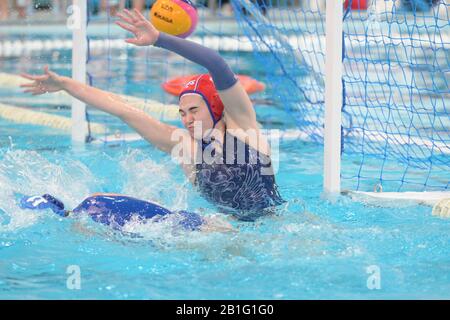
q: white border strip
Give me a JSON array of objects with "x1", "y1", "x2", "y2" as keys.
[
  {"x1": 91, "y1": 129, "x2": 311, "y2": 145},
  {"x1": 344, "y1": 190, "x2": 450, "y2": 207},
  {"x1": 0, "y1": 33, "x2": 446, "y2": 57}
]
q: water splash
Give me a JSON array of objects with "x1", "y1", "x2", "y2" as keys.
[
  {"x1": 119, "y1": 148, "x2": 192, "y2": 211},
  {"x1": 0, "y1": 149, "x2": 97, "y2": 231}
]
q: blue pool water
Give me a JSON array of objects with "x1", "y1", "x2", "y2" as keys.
[
  {"x1": 1, "y1": 32, "x2": 450, "y2": 299},
  {"x1": 1, "y1": 128, "x2": 449, "y2": 299}
]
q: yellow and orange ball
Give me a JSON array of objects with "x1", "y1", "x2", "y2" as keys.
[{"x1": 150, "y1": 0, "x2": 198, "y2": 38}]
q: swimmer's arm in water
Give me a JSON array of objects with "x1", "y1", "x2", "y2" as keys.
[
  {"x1": 200, "y1": 215, "x2": 236, "y2": 233},
  {"x1": 115, "y1": 9, "x2": 259, "y2": 132},
  {"x1": 19, "y1": 67, "x2": 183, "y2": 154}
]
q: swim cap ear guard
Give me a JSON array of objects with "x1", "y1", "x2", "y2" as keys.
[{"x1": 20, "y1": 194, "x2": 67, "y2": 217}]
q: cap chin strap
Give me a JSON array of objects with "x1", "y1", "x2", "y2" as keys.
[
  {"x1": 212, "y1": 114, "x2": 223, "y2": 128},
  {"x1": 203, "y1": 117, "x2": 226, "y2": 151}
]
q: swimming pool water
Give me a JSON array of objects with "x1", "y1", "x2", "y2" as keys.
[
  {"x1": 1, "y1": 133, "x2": 449, "y2": 299},
  {"x1": 1, "y1": 31, "x2": 449, "y2": 300}
]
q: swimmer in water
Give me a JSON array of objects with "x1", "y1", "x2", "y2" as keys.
[
  {"x1": 20, "y1": 9, "x2": 284, "y2": 220},
  {"x1": 20, "y1": 193, "x2": 234, "y2": 233}
]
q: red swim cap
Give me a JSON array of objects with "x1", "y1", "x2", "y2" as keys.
[{"x1": 179, "y1": 74, "x2": 224, "y2": 125}]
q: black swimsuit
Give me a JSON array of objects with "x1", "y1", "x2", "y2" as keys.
[{"x1": 195, "y1": 131, "x2": 285, "y2": 220}]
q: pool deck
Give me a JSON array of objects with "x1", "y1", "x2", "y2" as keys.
[
  {"x1": 0, "y1": 8, "x2": 226, "y2": 27},
  {"x1": 0, "y1": 8, "x2": 242, "y2": 37}
]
